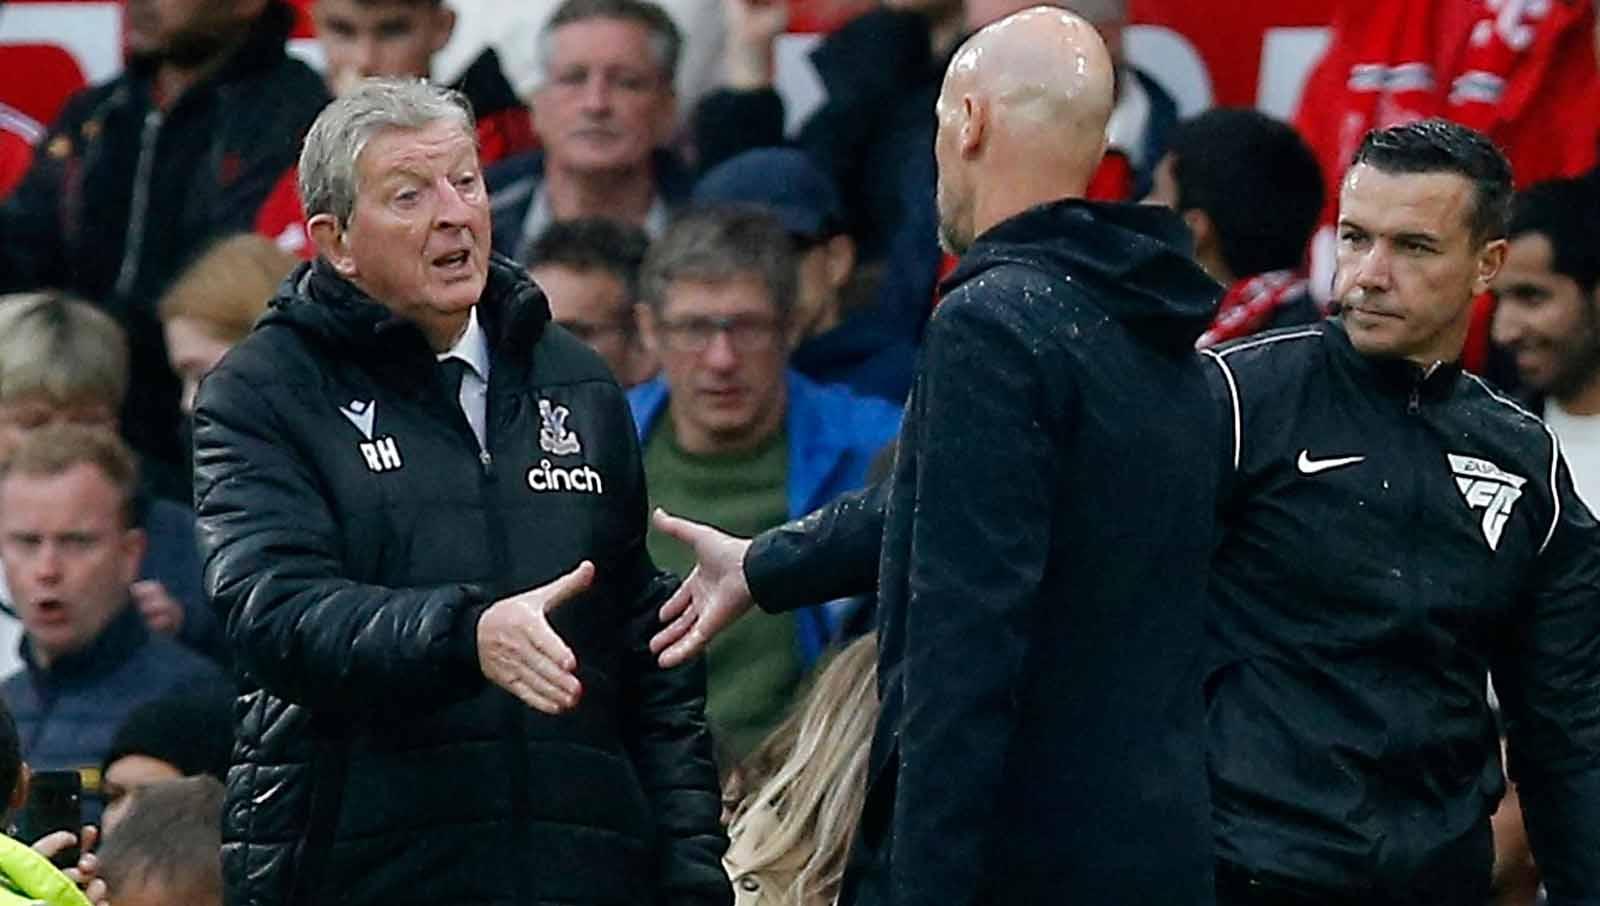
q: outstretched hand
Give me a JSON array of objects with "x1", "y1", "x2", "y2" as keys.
[
  {"x1": 478, "y1": 561, "x2": 594, "y2": 714},
  {"x1": 649, "y1": 509, "x2": 754, "y2": 668}
]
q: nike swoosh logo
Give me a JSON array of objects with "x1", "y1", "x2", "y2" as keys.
[{"x1": 1297, "y1": 450, "x2": 1366, "y2": 475}]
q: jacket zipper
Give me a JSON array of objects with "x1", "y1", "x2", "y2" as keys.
[
  {"x1": 114, "y1": 110, "x2": 164, "y2": 297},
  {"x1": 1388, "y1": 361, "x2": 1439, "y2": 879}
]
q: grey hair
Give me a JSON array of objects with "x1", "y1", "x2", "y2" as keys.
[
  {"x1": 535, "y1": 0, "x2": 682, "y2": 90},
  {"x1": 298, "y1": 78, "x2": 477, "y2": 225},
  {"x1": 640, "y1": 205, "x2": 797, "y2": 317}
]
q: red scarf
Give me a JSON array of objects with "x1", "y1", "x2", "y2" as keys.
[{"x1": 1197, "y1": 270, "x2": 1309, "y2": 349}]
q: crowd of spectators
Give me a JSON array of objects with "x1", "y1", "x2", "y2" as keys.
[{"x1": 0, "y1": 0, "x2": 1598, "y2": 903}]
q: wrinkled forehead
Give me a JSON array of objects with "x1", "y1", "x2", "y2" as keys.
[{"x1": 356, "y1": 119, "x2": 479, "y2": 183}]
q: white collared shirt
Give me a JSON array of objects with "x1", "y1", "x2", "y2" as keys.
[{"x1": 437, "y1": 306, "x2": 492, "y2": 451}]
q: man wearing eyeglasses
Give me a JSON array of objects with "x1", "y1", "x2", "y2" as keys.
[{"x1": 629, "y1": 205, "x2": 901, "y2": 753}]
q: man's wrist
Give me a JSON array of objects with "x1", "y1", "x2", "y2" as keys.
[
  {"x1": 724, "y1": 47, "x2": 776, "y2": 90},
  {"x1": 451, "y1": 593, "x2": 493, "y2": 669}
]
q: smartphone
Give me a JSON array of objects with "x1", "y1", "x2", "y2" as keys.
[{"x1": 21, "y1": 771, "x2": 81, "y2": 868}]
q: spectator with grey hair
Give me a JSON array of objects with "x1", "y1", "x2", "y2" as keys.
[
  {"x1": 487, "y1": 0, "x2": 694, "y2": 260},
  {"x1": 193, "y1": 78, "x2": 728, "y2": 906},
  {"x1": 627, "y1": 205, "x2": 899, "y2": 754}
]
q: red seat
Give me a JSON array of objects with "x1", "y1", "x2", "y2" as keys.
[{"x1": 0, "y1": 43, "x2": 87, "y2": 128}]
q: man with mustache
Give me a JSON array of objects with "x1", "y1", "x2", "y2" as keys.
[
  {"x1": 652, "y1": 118, "x2": 1600, "y2": 905},
  {"x1": 192, "y1": 79, "x2": 728, "y2": 906}
]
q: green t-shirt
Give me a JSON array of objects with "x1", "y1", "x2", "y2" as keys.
[{"x1": 644, "y1": 416, "x2": 798, "y2": 755}]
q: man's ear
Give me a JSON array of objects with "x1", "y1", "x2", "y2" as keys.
[
  {"x1": 652, "y1": 89, "x2": 679, "y2": 149},
  {"x1": 9, "y1": 763, "x2": 28, "y2": 815},
  {"x1": 308, "y1": 213, "x2": 359, "y2": 278},
  {"x1": 1474, "y1": 237, "x2": 1509, "y2": 296},
  {"x1": 824, "y1": 235, "x2": 856, "y2": 292},
  {"x1": 635, "y1": 303, "x2": 660, "y2": 355},
  {"x1": 431, "y1": 4, "x2": 458, "y2": 54},
  {"x1": 1181, "y1": 208, "x2": 1216, "y2": 255},
  {"x1": 959, "y1": 94, "x2": 987, "y2": 160},
  {"x1": 120, "y1": 527, "x2": 148, "y2": 589}
]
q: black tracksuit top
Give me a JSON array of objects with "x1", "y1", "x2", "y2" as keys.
[{"x1": 1202, "y1": 320, "x2": 1600, "y2": 903}]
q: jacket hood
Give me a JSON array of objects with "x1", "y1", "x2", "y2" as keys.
[
  {"x1": 943, "y1": 199, "x2": 1221, "y2": 352},
  {"x1": 261, "y1": 252, "x2": 551, "y2": 367}
]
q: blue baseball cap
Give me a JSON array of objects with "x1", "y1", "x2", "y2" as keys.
[{"x1": 692, "y1": 147, "x2": 845, "y2": 240}]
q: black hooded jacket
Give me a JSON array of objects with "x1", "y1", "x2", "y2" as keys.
[
  {"x1": 747, "y1": 200, "x2": 1225, "y2": 906},
  {"x1": 192, "y1": 256, "x2": 728, "y2": 906}
]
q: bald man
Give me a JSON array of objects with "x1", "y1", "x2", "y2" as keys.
[{"x1": 649, "y1": 8, "x2": 1223, "y2": 904}]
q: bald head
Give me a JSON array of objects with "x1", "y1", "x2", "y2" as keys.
[{"x1": 933, "y1": 6, "x2": 1115, "y2": 252}]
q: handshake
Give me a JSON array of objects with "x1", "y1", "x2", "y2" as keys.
[{"x1": 476, "y1": 510, "x2": 755, "y2": 713}]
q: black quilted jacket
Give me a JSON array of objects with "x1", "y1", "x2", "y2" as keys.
[{"x1": 192, "y1": 256, "x2": 729, "y2": 906}]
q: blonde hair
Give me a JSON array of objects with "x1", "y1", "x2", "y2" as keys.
[
  {"x1": 158, "y1": 234, "x2": 293, "y2": 343},
  {"x1": 0, "y1": 291, "x2": 128, "y2": 407},
  {"x1": 729, "y1": 633, "x2": 879, "y2": 906}
]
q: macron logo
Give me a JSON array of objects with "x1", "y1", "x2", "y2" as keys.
[{"x1": 339, "y1": 399, "x2": 376, "y2": 440}]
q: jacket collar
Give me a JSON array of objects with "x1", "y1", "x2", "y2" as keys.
[
  {"x1": 264, "y1": 253, "x2": 551, "y2": 389},
  {"x1": 1325, "y1": 318, "x2": 1464, "y2": 404},
  {"x1": 21, "y1": 605, "x2": 148, "y2": 689}
]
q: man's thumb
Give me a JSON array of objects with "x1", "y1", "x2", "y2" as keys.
[
  {"x1": 651, "y1": 508, "x2": 706, "y2": 545},
  {"x1": 543, "y1": 560, "x2": 596, "y2": 613}
]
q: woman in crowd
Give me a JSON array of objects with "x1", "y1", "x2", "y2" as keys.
[
  {"x1": 724, "y1": 633, "x2": 878, "y2": 906},
  {"x1": 158, "y1": 234, "x2": 294, "y2": 414}
]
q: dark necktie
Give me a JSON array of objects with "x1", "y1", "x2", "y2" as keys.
[{"x1": 438, "y1": 357, "x2": 469, "y2": 405}]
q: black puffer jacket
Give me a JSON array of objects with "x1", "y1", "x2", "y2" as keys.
[
  {"x1": 192, "y1": 257, "x2": 729, "y2": 906},
  {"x1": 751, "y1": 200, "x2": 1224, "y2": 906}
]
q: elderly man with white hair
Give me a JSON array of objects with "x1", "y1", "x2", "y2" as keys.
[{"x1": 192, "y1": 78, "x2": 729, "y2": 906}]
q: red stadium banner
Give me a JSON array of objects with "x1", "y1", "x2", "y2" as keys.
[{"x1": 1, "y1": 0, "x2": 1337, "y2": 129}]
